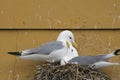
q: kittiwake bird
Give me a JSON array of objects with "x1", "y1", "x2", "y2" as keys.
[
  {"x1": 61, "y1": 43, "x2": 79, "y2": 65},
  {"x1": 60, "y1": 46, "x2": 120, "y2": 68},
  {"x1": 68, "y1": 49, "x2": 120, "y2": 69},
  {"x1": 8, "y1": 30, "x2": 77, "y2": 63}
]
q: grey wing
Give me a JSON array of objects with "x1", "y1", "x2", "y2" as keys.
[
  {"x1": 95, "y1": 54, "x2": 109, "y2": 61},
  {"x1": 22, "y1": 41, "x2": 64, "y2": 55},
  {"x1": 68, "y1": 56, "x2": 102, "y2": 65}
]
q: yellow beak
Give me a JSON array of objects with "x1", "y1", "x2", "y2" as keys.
[
  {"x1": 72, "y1": 42, "x2": 78, "y2": 48},
  {"x1": 66, "y1": 41, "x2": 70, "y2": 48}
]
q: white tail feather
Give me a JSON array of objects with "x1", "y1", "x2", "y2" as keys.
[{"x1": 91, "y1": 61, "x2": 120, "y2": 69}]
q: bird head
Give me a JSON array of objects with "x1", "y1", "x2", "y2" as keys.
[{"x1": 57, "y1": 30, "x2": 78, "y2": 48}]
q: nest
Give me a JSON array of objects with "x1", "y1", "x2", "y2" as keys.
[{"x1": 34, "y1": 63, "x2": 111, "y2": 80}]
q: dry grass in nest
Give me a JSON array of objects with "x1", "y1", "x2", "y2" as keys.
[{"x1": 34, "y1": 63, "x2": 111, "y2": 80}]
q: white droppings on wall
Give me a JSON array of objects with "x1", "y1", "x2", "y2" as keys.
[
  {"x1": 108, "y1": 42, "x2": 112, "y2": 52},
  {"x1": 16, "y1": 74, "x2": 20, "y2": 80},
  {"x1": 55, "y1": 20, "x2": 61, "y2": 24},
  {"x1": 8, "y1": 70, "x2": 13, "y2": 80},
  {"x1": 39, "y1": 16, "x2": 42, "y2": 22},
  {"x1": 33, "y1": 40, "x2": 35, "y2": 45},
  {"x1": 24, "y1": 32, "x2": 28, "y2": 36},
  {"x1": 118, "y1": 16, "x2": 120, "y2": 19},
  {"x1": 112, "y1": 17, "x2": 116, "y2": 28},
  {"x1": 94, "y1": 23, "x2": 97, "y2": 29},
  {"x1": 47, "y1": 10, "x2": 52, "y2": 28}
]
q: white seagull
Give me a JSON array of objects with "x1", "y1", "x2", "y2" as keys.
[
  {"x1": 8, "y1": 30, "x2": 77, "y2": 63},
  {"x1": 61, "y1": 46, "x2": 120, "y2": 68},
  {"x1": 68, "y1": 49, "x2": 120, "y2": 69},
  {"x1": 61, "y1": 42, "x2": 79, "y2": 65}
]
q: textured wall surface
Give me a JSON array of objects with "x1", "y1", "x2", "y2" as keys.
[
  {"x1": 0, "y1": 0, "x2": 120, "y2": 28},
  {"x1": 0, "y1": 0, "x2": 120, "y2": 80},
  {"x1": 0, "y1": 30, "x2": 120, "y2": 80}
]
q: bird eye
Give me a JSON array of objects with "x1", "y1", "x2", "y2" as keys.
[
  {"x1": 71, "y1": 49, "x2": 73, "y2": 52},
  {"x1": 69, "y1": 37, "x2": 72, "y2": 39}
]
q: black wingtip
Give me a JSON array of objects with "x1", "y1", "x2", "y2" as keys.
[
  {"x1": 8, "y1": 52, "x2": 21, "y2": 56},
  {"x1": 114, "y1": 49, "x2": 120, "y2": 55}
]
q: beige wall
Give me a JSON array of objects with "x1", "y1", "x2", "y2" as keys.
[
  {"x1": 0, "y1": 0, "x2": 120, "y2": 28},
  {"x1": 0, "y1": 0, "x2": 120, "y2": 80},
  {"x1": 0, "y1": 30, "x2": 120, "y2": 80}
]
